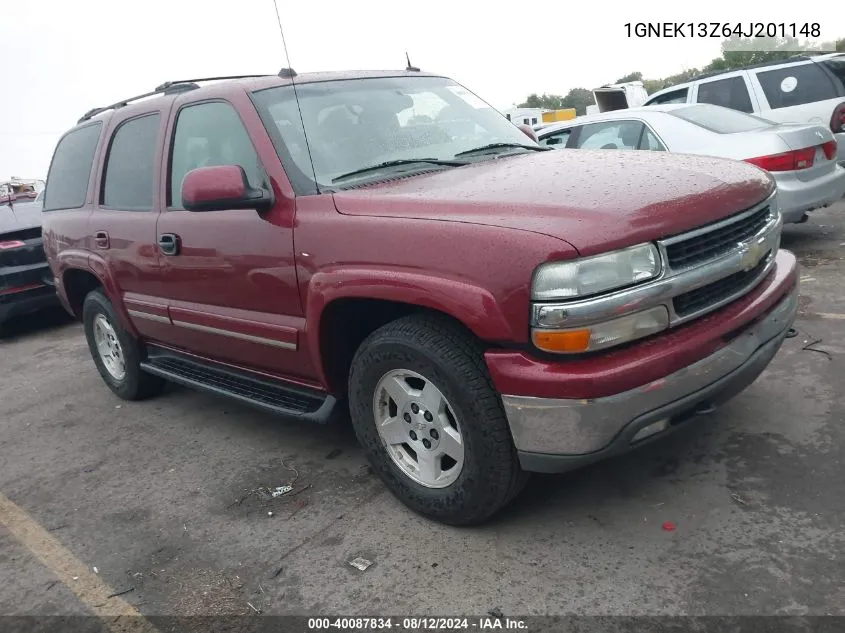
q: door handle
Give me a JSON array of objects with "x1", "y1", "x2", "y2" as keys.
[
  {"x1": 94, "y1": 230, "x2": 110, "y2": 249},
  {"x1": 158, "y1": 233, "x2": 181, "y2": 256}
]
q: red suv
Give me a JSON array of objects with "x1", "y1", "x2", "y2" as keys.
[{"x1": 42, "y1": 69, "x2": 798, "y2": 525}]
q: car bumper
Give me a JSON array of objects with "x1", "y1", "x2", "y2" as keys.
[
  {"x1": 0, "y1": 264, "x2": 58, "y2": 324},
  {"x1": 489, "y1": 251, "x2": 798, "y2": 474},
  {"x1": 775, "y1": 165, "x2": 845, "y2": 223}
]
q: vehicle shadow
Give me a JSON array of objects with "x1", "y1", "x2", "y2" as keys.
[
  {"x1": 490, "y1": 417, "x2": 721, "y2": 528},
  {"x1": 0, "y1": 306, "x2": 76, "y2": 342}
]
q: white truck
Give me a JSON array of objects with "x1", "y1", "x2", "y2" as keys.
[{"x1": 587, "y1": 81, "x2": 649, "y2": 115}]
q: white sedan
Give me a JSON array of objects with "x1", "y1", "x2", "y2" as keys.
[{"x1": 537, "y1": 104, "x2": 845, "y2": 224}]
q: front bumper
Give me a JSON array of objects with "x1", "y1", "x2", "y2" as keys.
[
  {"x1": 499, "y1": 266, "x2": 798, "y2": 474},
  {"x1": 775, "y1": 164, "x2": 845, "y2": 223}
]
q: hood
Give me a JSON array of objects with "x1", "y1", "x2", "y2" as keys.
[
  {"x1": 332, "y1": 150, "x2": 775, "y2": 255},
  {"x1": 1, "y1": 200, "x2": 43, "y2": 235}
]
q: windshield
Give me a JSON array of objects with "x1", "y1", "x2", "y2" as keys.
[
  {"x1": 252, "y1": 76, "x2": 536, "y2": 191},
  {"x1": 668, "y1": 104, "x2": 776, "y2": 134}
]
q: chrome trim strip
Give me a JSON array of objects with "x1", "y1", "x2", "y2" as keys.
[
  {"x1": 532, "y1": 197, "x2": 782, "y2": 330},
  {"x1": 507, "y1": 287, "x2": 797, "y2": 456},
  {"x1": 171, "y1": 319, "x2": 297, "y2": 350},
  {"x1": 127, "y1": 309, "x2": 171, "y2": 324}
]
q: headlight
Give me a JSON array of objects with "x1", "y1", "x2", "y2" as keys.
[
  {"x1": 532, "y1": 306, "x2": 669, "y2": 354},
  {"x1": 532, "y1": 243, "x2": 661, "y2": 300}
]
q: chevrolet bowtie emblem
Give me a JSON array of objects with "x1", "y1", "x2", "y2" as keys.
[{"x1": 738, "y1": 239, "x2": 765, "y2": 272}]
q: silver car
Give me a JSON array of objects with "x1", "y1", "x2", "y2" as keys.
[{"x1": 537, "y1": 104, "x2": 845, "y2": 223}]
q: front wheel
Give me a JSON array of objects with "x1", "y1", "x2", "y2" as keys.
[{"x1": 348, "y1": 315, "x2": 527, "y2": 525}]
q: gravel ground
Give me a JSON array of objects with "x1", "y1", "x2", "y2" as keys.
[{"x1": 1, "y1": 202, "x2": 844, "y2": 623}]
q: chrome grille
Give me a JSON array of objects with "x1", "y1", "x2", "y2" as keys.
[
  {"x1": 665, "y1": 205, "x2": 772, "y2": 269},
  {"x1": 673, "y1": 252, "x2": 772, "y2": 317}
]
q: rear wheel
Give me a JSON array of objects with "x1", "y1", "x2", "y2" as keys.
[
  {"x1": 348, "y1": 315, "x2": 527, "y2": 525},
  {"x1": 82, "y1": 290, "x2": 164, "y2": 400}
]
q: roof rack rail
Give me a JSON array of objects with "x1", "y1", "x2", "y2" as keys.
[
  {"x1": 688, "y1": 54, "x2": 813, "y2": 83},
  {"x1": 77, "y1": 74, "x2": 271, "y2": 123}
]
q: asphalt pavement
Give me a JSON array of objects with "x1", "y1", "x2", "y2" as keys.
[{"x1": 1, "y1": 202, "x2": 844, "y2": 623}]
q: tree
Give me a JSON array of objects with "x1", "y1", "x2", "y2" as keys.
[
  {"x1": 518, "y1": 93, "x2": 567, "y2": 109},
  {"x1": 615, "y1": 72, "x2": 643, "y2": 84},
  {"x1": 560, "y1": 88, "x2": 595, "y2": 115}
]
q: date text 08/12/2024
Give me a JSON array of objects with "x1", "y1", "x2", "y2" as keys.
[
  {"x1": 624, "y1": 22, "x2": 821, "y2": 38},
  {"x1": 307, "y1": 617, "x2": 528, "y2": 630}
]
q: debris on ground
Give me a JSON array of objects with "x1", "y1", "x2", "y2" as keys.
[
  {"x1": 267, "y1": 511, "x2": 274, "y2": 517},
  {"x1": 662, "y1": 521, "x2": 676, "y2": 532},
  {"x1": 801, "y1": 338, "x2": 833, "y2": 360},
  {"x1": 247, "y1": 601, "x2": 261, "y2": 614},
  {"x1": 488, "y1": 608, "x2": 504, "y2": 618},
  {"x1": 92, "y1": 566, "x2": 99, "y2": 574},
  {"x1": 348, "y1": 557, "x2": 373, "y2": 571},
  {"x1": 270, "y1": 566, "x2": 284, "y2": 579},
  {"x1": 325, "y1": 448, "x2": 342, "y2": 459},
  {"x1": 730, "y1": 493, "x2": 748, "y2": 507},
  {"x1": 107, "y1": 587, "x2": 134, "y2": 599},
  {"x1": 271, "y1": 485, "x2": 293, "y2": 498}
]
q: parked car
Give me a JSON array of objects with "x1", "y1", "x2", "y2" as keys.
[
  {"x1": 536, "y1": 104, "x2": 845, "y2": 224},
  {"x1": 643, "y1": 53, "x2": 845, "y2": 166},
  {"x1": 1, "y1": 189, "x2": 57, "y2": 330},
  {"x1": 42, "y1": 69, "x2": 798, "y2": 525}
]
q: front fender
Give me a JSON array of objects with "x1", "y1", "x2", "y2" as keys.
[
  {"x1": 304, "y1": 266, "x2": 517, "y2": 387},
  {"x1": 307, "y1": 265, "x2": 515, "y2": 339}
]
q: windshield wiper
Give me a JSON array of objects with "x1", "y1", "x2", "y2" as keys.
[
  {"x1": 332, "y1": 159, "x2": 467, "y2": 184},
  {"x1": 454, "y1": 143, "x2": 551, "y2": 158}
]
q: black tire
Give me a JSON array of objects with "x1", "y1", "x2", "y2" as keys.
[
  {"x1": 82, "y1": 289, "x2": 164, "y2": 400},
  {"x1": 348, "y1": 314, "x2": 528, "y2": 525}
]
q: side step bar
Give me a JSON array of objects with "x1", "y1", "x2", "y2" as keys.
[{"x1": 140, "y1": 346, "x2": 336, "y2": 423}]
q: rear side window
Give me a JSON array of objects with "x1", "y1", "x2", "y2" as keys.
[
  {"x1": 696, "y1": 77, "x2": 754, "y2": 113},
  {"x1": 756, "y1": 63, "x2": 838, "y2": 109},
  {"x1": 102, "y1": 114, "x2": 161, "y2": 211},
  {"x1": 169, "y1": 101, "x2": 265, "y2": 208},
  {"x1": 647, "y1": 88, "x2": 688, "y2": 105},
  {"x1": 821, "y1": 57, "x2": 845, "y2": 91},
  {"x1": 669, "y1": 104, "x2": 774, "y2": 133},
  {"x1": 640, "y1": 127, "x2": 666, "y2": 151},
  {"x1": 574, "y1": 121, "x2": 645, "y2": 150},
  {"x1": 43, "y1": 123, "x2": 102, "y2": 212}
]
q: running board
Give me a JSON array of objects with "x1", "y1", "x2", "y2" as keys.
[{"x1": 141, "y1": 346, "x2": 336, "y2": 423}]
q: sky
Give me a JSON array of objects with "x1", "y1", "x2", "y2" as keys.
[{"x1": 0, "y1": 0, "x2": 837, "y2": 179}]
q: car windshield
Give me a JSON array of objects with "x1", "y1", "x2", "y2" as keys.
[
  {"x1": 252, "y1": 76, "x2": 537, "y2": 190},
  {"x1": 668, "y1": 104, "x2": 776, "y2": 134}
]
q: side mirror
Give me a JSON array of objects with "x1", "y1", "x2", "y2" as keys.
[
  {"x1": 517, "y1": 124, "x2": 539, "y2": 143},
  {"x1": 181, "y1": 165, "x2": 273, "y2": 212}
]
